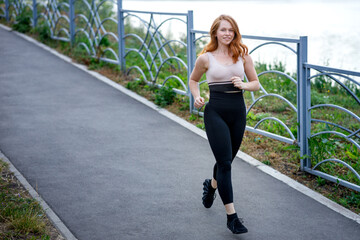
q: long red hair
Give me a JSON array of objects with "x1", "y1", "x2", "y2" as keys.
[{"x1": 200, "y1": 15, "x2": 248, "y2": 63}]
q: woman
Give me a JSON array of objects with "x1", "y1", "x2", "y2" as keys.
[{"x1": 189, "y1": 15, "x2": 260, "y2": 234}]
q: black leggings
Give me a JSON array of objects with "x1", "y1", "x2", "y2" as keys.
[{"x1": 204, "y1": 89, "x2": 246, "y2": 205}]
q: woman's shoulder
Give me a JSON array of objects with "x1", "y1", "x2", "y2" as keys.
[
  {"x1": 199, "y1": 51, "x2": 211, "y2": 60},
  {"x1": 196, "y1": 52, "x2": 210, "y2": 67},
  {"x1": 243, "y1": 53, "x2": 253, "y2": 62}
]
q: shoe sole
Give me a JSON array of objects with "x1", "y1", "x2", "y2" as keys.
[{"x1": 227, "y1": 227, "x2": 248, "y2": 234}]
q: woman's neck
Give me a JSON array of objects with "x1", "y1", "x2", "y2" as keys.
[{"x1": 215, "y1": 44, "x2": 231, "y2": 57}]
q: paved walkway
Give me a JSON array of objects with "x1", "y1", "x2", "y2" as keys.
[{"x1": 1, "y1": 26, "x2": 360, "y2": 240}]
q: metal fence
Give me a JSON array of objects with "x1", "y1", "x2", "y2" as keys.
[
  {"x1": 1, "y1": 0, "x2": 32, "y2": 22},
  {"x1": 1, "y1": 0, "x2": 359, "y2": 192},
  {"x1": 301, "y1": 64, "x2": 360, "y2": 191},
  {"x1": 122, "y1": 9, "x2": 191, "y2": 96}
]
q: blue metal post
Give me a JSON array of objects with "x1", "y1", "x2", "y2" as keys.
[
  {"x1": 32, "y1": 0, "x2": 37, "y2": 28},
  {"x1": 69, "y1": 0, "x2": 75, "y2": 46},
  {"x1": 5, "y1": 0, "x2": 9, "y2": 22},
  {"x1": 117, "y1": 0, "x2": 125, "y2": 71},
  {"x1": 297, "y1": 36, "x2": 310, "y2": 170},
  {"x1": 186, "y1": 10, "x2": 195, "y2": 113}
]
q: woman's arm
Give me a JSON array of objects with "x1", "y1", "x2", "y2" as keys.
[
  {"x1": 189, "y1": 54, "x2": 209, "y2": 108},
  {"x1": 231, "y1": 54, "x2": 260, "y2": 91}
]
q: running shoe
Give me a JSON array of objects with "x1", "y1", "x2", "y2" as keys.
[
  {"x1": 202, "y1": 179, "x2": 216, "y2": 208},
  {"x1": 227, "y1": 217, "x2": 248, "y2": 234}
]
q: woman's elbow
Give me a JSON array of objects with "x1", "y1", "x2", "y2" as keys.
[
  {"x1": 255, "y1": 81, "x2": 260, "y2": 91},
  {"x1": 252, "y1": 80, "x2": 260, "y2": 91}
]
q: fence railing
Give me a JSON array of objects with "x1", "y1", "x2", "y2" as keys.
[
  {"x1": 302, "y1": 64, "x2": 360, "y2": 191},
  {"x1": 122, "y1": 9, "x2": 191, "y2": 96},
  {"x1": 1, "y1": 0, "x2": 359, "y2": 192}
]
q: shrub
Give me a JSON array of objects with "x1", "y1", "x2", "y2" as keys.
[
  {"x1": 154, "y1": 86, "x2": 176, "y2": 107},
  {"x1": 36, "y1": 24, "x2": 51, "y2": 43},
  {"x1": 12, "y1": 10, "x2": 32, "y2": 33},
  {"x1": 126, "y1": 79, "x2": 145, "y2": 93}
]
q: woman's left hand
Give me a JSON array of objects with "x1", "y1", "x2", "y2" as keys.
[{"x1": 231, "y1": 76, "x2": 245, "y2": 90}]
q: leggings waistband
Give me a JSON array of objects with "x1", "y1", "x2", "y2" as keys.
[{"x1": 208, "y1": 83, "x2": 243, "y2": 94}]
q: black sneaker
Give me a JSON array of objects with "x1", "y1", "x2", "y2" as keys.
[
  {"x1": 227, "y1": 217, "x2": 248, "y2": 234},
  {"x1": 202, "y1": 179, "x2": 216, "y2": 208}
]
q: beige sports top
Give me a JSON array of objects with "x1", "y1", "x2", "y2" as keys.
[{"x1": 205, "y1": 52, "x2": 245, "y2": 86}]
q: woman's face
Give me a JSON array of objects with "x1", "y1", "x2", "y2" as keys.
[{"x1": 215, "y1": 20, "x2": 235, "y2": 46}]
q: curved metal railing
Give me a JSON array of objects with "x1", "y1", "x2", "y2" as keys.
[
  {"x1": 303, "y1": 63, "x2": 360, "y2": 191},
  {"x1": 123, "y1": 10, "x2": 189, "y2": 95},
  {"x1": 6, "y1": 0, "x2": 32, "y2": 22},
  {"x1": 35, "y1": 0, "x2": 70, "y2": 41},
  {"x1": 0, "y1": 0, "x2": 6, "y2": 19},
  {"x1": 72, "y1": 0, "x2": 119, "y2": 63},
  {"x1": 242, "y1": 35, "x2": 301, "y2": 145}
]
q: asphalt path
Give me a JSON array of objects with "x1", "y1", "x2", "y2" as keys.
[{"x1": 1, "y1": 26, "x2": 359, "y2": 240}]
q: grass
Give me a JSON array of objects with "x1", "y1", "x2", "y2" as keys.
[
  {"x1": 0, "y1": 158, "x2": 64, "y2": 239},
  {"x1": 1, "y1": 13, "x2": 360, "y2": 215}
]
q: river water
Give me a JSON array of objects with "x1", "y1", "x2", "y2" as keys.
[{"x1": 122, "y1": 0, "x2": 360, "y2": 74}]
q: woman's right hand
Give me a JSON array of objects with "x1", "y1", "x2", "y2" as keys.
[{"x1": 194, "y1": 96, "x2": 205, "y2": 109}]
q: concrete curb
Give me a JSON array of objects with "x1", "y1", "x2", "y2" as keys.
[{"x1": 1, "y1": 23, "x2": 359, "y2": 228}]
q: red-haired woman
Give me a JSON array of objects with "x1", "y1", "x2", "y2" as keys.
[{"x1": 189, "y1": 14, "x2": 260, "y2": 234}]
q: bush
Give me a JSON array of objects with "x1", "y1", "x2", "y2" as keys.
[
  {"x1": 126, "y1": 79, "x2": 145, "y2": 93},
  {"x1": 36, "y1": 24, "x2": 51, "y2": 43},
  {"x1": 13, "y1": 10, "x2": 32, "y2": 33},
  {"x1": 154, "y1": 86, "x2": 176, "y2": 107}
]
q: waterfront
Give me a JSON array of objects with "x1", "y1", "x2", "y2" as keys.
[{"x1": 123, "y1": 0, "x2": 360, "y2": 73}]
